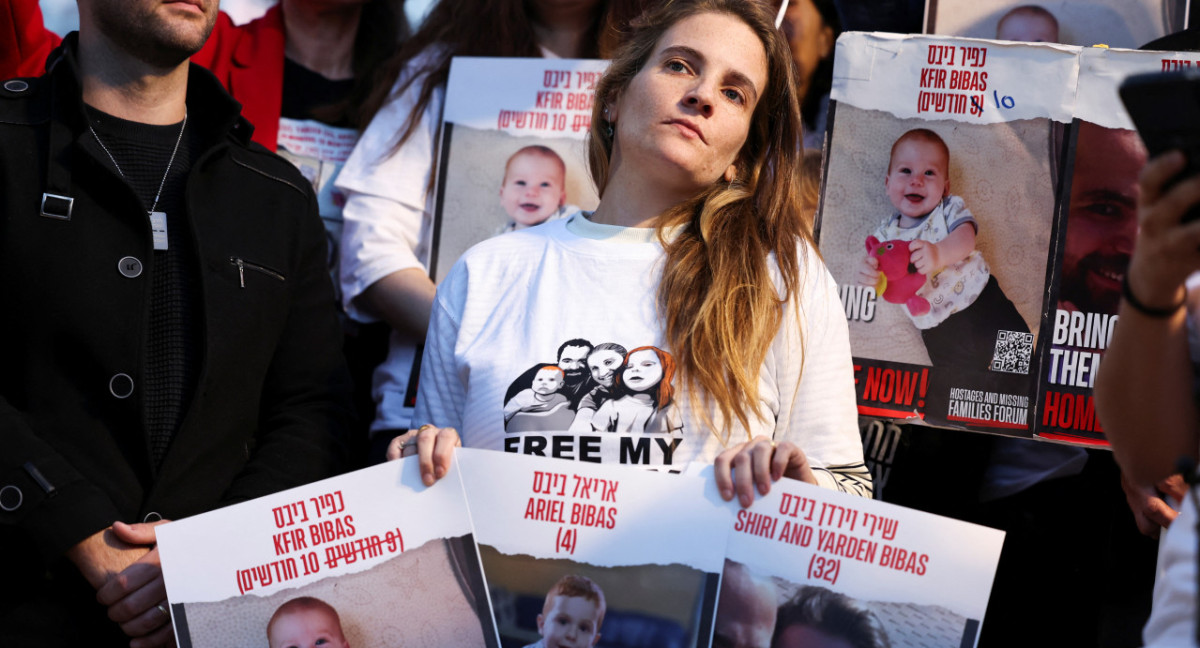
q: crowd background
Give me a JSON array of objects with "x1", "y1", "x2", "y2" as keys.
[{"x1": 4, "y1": 0, "x2": 1197, "y2": 646}]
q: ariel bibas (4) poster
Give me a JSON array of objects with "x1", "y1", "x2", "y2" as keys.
[
  {"x1": 712, "y1": 475, "x2": 1004, "y2": 648},
  {"x1": 819, "y1": 32, "x2": 1078, "y2": 436},
  {"x1": 155, "y1": 459, "x2": 498, "y2": 648},
  {"x1": 457, "y1": 448, "x2": 730, "y2": 648}
]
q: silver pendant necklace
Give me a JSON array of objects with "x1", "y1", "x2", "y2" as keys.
[{"x1": 90, "y1": 112, "x2": 187, "y2": 251}]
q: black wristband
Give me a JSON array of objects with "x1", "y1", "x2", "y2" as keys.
[{"x1": 1121, "y1": 274, "x2": 1185, "y2": 318}]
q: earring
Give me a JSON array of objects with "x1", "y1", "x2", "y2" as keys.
[{"x1": 606, "y1": 122, "x2": 614, "y2": 138}]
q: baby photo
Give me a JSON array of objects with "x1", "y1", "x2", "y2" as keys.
[
  {"x1": 924, "y1": 0, "x2": 1187, "y2": 49},
  {"x1": 266, "y1": 597, "x2": 350, "y2": 648},
  {"x1": 855, "y1": 128, "x2": 1029, "y2": 371},
  {"x1": 497, "y1": 145, "x2": 575, "y2": 234},
  {"x1": 431, "y1": 126, "x2": 597, "y2": 283},
  {"x1": 171, "y1": 536, "x2": 497, "y2": 648},
  {"x1": 995, "y1": 5, "x2": 1060, "y2": 42},
  {"x1": 818, "y1": 105, "x2": 1052, "y2": 371}
]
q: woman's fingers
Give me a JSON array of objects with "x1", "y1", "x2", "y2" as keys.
[
  {"x1": 384, "y1": 431, "x2": 415, "y2": 461},
  {"x1": 385, "y1": 426, "x2": 461, "y2": 485},
  {"x1": 415, "y1": 425, "x2": 439, "y2": 485},
  {"x1": 430, "y1": 426, "x2": 461, "y2": 483},
  {"x1": 404, "y1": 424, "x2": 461, "y2": 486},
  {"x1": 716, "y1": 436, "x2": 789, "y2": 507},
  {"x1": 749, "y1": 438, "x2": 774, "y2": 497},
  {"x1": 774, "y1": 441, "x2": 818, "y2": 485},
  {"x1": 729, "y1": 445, "x2": 757, "y2": 508},
  {"x1": 713, "y1": 446, "x2": 737, "y2": 501}
]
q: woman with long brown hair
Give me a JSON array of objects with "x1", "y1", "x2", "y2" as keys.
[
  {"x1": 397, "y1": 0, "x2": 869, "y2": 503},
  {"x1": 337, "y1": 0, "x2": 644, "y2": 449}
]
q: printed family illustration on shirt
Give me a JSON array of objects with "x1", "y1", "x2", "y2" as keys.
[{"x1": 502, "y1": 339, "x2": 684, "y2": 436}]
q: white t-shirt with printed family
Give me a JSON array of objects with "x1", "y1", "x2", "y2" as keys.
[{"x1": 413, "y1": 214, "x2": 870, "y2": 495}]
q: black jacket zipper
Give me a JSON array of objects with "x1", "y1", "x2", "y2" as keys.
[{"x1": 229, "y1": 256, "x2": 286, "y2": 288}]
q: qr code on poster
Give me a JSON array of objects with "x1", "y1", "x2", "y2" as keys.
[{"x1": 991, "y1": 330, "x2": 1033, "y2": 374}]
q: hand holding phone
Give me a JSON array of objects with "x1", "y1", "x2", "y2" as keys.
[{"x1": 1120, "y1": 69, "x2": 1200, "y2": 221}]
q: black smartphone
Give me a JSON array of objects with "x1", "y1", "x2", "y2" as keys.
[{"x1": 1119, "y1": 69, "x2": 1200, "y2": 221}]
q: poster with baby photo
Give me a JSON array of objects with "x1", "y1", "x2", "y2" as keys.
[
  {"x1": 712, "y1": 475, "x2": 1003, "y2": 647},
  {"x1": 457, "y1": 448, "x2": 729, "y2": 648},
  {"x1": 429, "y1": 57, "x2": 609, "y2": 284},
  {"x1": 156, "y1": 459, "x2": 499, "y2": 648},
  {"x1": 1034, "y1": 46, "x2": 1198, "y2": 444},
  {"x1": 817, "y1": 32, "x2": 1078, "y2": 435},
  {"x1": 924, "y1": 0, "x2": 1190, "y2": 49}
]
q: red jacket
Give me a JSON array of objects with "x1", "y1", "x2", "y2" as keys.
[
  {"x1": 1, "y1": 1, "x2": 285, "y2": 150},
  {"x1": 193, "y1": 5, "x2": 287, "y2": 150},
  {"x1": 0, "y1": 0, "x2": 60, "y2": 78}
]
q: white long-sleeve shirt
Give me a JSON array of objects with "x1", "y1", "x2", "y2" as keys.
[{"x1": 335, "y1": 52, "x2": 444, "y2": 432}]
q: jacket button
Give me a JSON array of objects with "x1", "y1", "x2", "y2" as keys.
[
  {"x1": 117, "y1": 256, "x2": 143, "y2": 278},
  {"x1": 2, "y1": 79, "x2": 29, "y2": 93},
  {"x1": 109, "y1": 373, "x2": 134, "y2": 399},
  {"x1": 0, "y1": 485, "x2": 22, "y2": 512},
  {"x1": 143, "y1": 511, "x2": 162, "y2": 523}
]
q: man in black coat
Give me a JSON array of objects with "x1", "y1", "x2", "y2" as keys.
[{"x1": 0, "y1": 0, "x2": 353, "y2": 645}]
